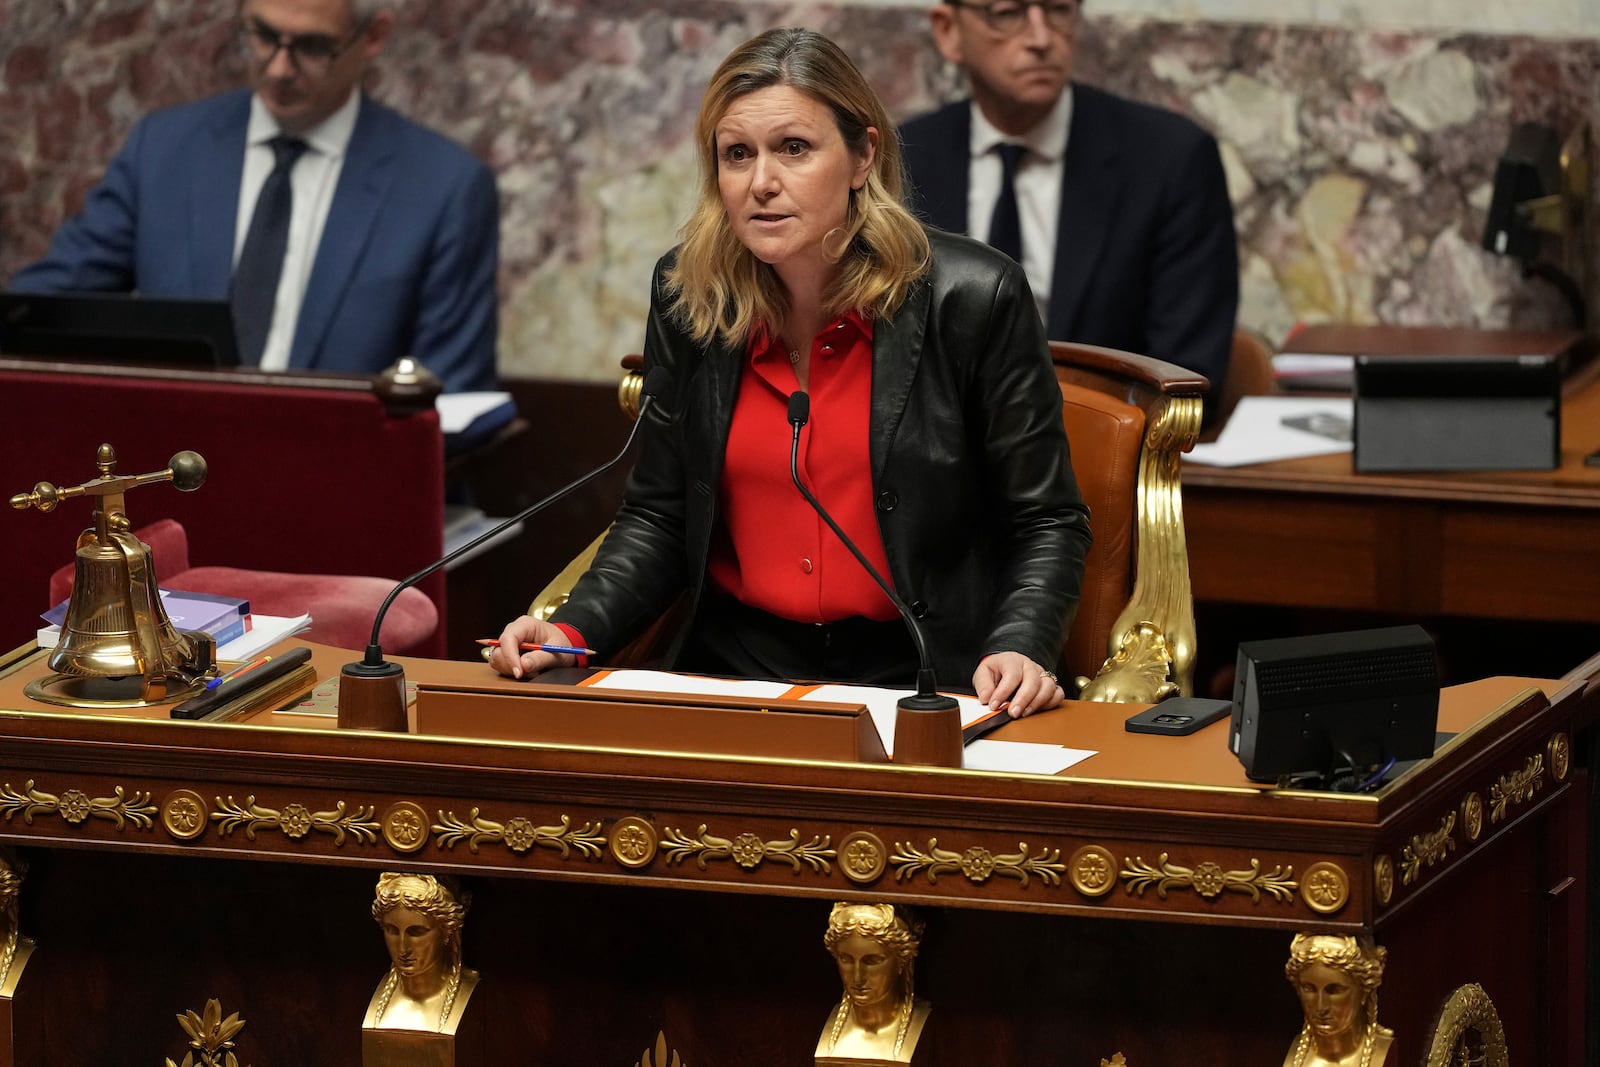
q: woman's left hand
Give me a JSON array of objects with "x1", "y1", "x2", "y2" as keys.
[{"x1": 973, "y1": 652, "x2": 1066, "y2": 718}]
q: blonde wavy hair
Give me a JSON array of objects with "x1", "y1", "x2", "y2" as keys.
[{"x1": 666, "y1": 28, "x2": 931, "y2": 346}]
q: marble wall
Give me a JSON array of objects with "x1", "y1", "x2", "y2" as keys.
[{"x1": 2, "y1": 0, "x2": 1596, "y2": 382}]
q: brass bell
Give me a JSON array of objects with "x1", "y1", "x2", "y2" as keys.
[{"x1": 12, "y1": 444, "x2": 214, "y2": 706}]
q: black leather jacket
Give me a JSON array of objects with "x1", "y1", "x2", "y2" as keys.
[{"x1": 553, "y1": 229, "x2": 1092, "y2": 687}]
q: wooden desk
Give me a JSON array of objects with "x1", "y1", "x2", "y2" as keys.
[
  {"x1": 0, "y1": 641, "x2": 1591, "y2": 1065},
  {"x1": 1184, "y1": 331, "x2": 1600, "y2": 624}
]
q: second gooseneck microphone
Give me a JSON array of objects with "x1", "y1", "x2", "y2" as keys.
[{"x1": 785, "y1": 391, "x2": 960, "y2": 765}]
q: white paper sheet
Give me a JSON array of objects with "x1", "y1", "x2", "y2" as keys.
[
  {"x1": 588, "y1": 669, "x2": 794, "y2": 700},
  {"x1": 961, "y1": 738, "x2": 1096, "y2": 774},
  {"x1": 1184, "y1": 395, "x2": 1355, "y2": 467}
]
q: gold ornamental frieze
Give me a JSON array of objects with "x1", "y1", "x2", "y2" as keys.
[
  {"x1": 1547, "y1": 731, "x2": 1571, "y2": 781},
  {"x1": 1488, "y1": 755, "x2": 1544, "y2": 823},
  {"x1": 1122, "y1": 853, "x2": 1296, "y2": 903},
  {"x1": 435, "y1": 809, "x2": 606, "y2": 858},
  {"x1": 212, "y1": 795, "x2": 380, "y2": 845},
  {"x1": 1299, "y1": 861, "x2": 1350, "y2": 914},
  {"x1": 0, "y1": 778, "x2": 157, "y2": 830},
  {"x1": 1400, "y1": 812, "x2": 1456, "y2": 886},
  {"x1": 662, "y1": 825, "x2": 835, "y2": 873},
  {"x1": 892, "y1": 838, "x2": 1066, "y2": 888}
]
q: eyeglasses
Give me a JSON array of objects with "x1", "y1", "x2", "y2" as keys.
[
  {"x1": 238, "y1": 16, "x2": 367, "y2": 73},
  {"x1": 948, "y1": 0, "x2": 1080, "y2": 35}
]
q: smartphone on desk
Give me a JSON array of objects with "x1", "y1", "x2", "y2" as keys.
[{"x1": 1124, "y1": 696, "x2": 1234, "y2": 736}]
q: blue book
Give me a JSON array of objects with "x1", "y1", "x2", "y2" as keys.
[{"x1": 41, "y1": 588, "x2": 251, "y2": 641}]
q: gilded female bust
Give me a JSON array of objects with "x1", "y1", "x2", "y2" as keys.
[
  {"x1": 1282, "y1": 934, "x2": 1394, "y2": 1067},
  {"x1": 816, "y1": 903, "x2": 931, "y2": 1065},
  {"x1": 364, "y1": 873, "x2": 479, "y2": 1034}
]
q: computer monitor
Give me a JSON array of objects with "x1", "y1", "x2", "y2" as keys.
[
  {"x1": 0, "y1": 291, "x2": 240, "y2": 369},
  {"x1": 1229, "y1": 625, "x2": 1440, "y2": 787}
]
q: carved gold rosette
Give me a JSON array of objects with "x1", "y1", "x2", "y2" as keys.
[
  {"x1": 610, "y1": 816, "x2": 658, "y2": 869},
  {"x1": 838, "y1": 831, "x2": 888, "y2": 883},
  {"x1": 161, "y1": 789, "x2": 210, "y2": 841},
  {"x1": 1068, "y1": 845, "x2": 1119, "y2": 898},
  {"x1": 380, "y1": 801, "x2": 431, "y2": 853},
  {"x1": 1547, "y1": 731, "x2": 1570, "y2": 781},
  {"x1": 1460, "y1": 792, "x2": 1484, "y2": 842},
  {"x1": 1300, "y1": 861, "x2": 1349, "y2": 914},
  {"x1": 1373, "y1": 855, "x2": 1395, "y2": 906}
]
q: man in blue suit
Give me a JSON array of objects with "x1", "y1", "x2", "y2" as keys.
[
  {"x1": 8, "y1": 0, "x2": 498, "y2": 394},
  {"x1": 900, "y1": 0, "x2": 1237, "y2": 409}
]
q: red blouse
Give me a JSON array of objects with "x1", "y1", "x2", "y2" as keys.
[{"x1": 706, "y1": 310, "x2": 897, "y2": 623}]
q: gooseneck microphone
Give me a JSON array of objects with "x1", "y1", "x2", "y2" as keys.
[
  {"x1": 337, "y1": 367, "x2": 673, "y2": 730},
  {"x1": 785, "y1": 391, "x2": 961, "y2": 766}
]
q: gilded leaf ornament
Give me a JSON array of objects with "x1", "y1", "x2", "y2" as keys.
[
  {"x1": 892, "y1": 839, "x2": 1066, "y2": 888},
  {"x1": 0, "y1": 779, "x2": 157, "y2": 830},
  {"x1": 1400, "y1": 812, "x2": 1457, "y2": 886},
  {"x1": 163, "y1": 997, "x2": 252, "y2": 1067},
  {"x1": 635, "y1": 1030, "x2": 685, "y2": 1067},
  {"x1": 1488, "y1": 755, "x2": 1544, "y2": 823},
  {"x1": 211, "y1": 796, "x2": 379, "y2": 845},
  {"x1": 662, "y1": 825, "x2": 835, "y2": 873},
  {"x1": 1121, "y1": 853, "x2": 1296, "y2": 902},
  {"x1": 433, "y1": 808, "x2": 605, "y2": 858}
]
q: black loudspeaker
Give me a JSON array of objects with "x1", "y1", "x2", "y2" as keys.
[
  {"x1": 1229, "y1": 625, "x2": 1439, "y2": 784},
  {"x1": 1353, "y1": 354, "x2": 1561, "y2": 472}
]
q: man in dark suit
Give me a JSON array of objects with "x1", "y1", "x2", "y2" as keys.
[
  {"x1": 899, "y1": 0, "x2": 1237, "y2": 401},
  {"x1": 8, "y1": 0, "x2": 498, "y2": 393}
]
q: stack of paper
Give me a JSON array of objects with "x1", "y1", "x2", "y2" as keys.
[{"x1": 1184, "y1": 395, "x2": 1355, "y2": 467}]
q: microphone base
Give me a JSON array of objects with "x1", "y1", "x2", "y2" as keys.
[
  {"x1": 337, "y1": 658, "x2": 408, "y2": 732},
  {"x1": 893, "y1": 692, "x2": 962, "y2": 767}
]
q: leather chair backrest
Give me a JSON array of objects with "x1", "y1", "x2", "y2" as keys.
[{"x1": 1058, "y1": 383, "x2": 1144, "y2": 683}]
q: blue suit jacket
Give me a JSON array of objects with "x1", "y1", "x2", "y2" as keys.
[
  {"x1": 900, "y1": 85, "x2": 1238, "y2": 400},
  {"x1": 8, "y1": 90, "x2": 499, "y2": 393}
]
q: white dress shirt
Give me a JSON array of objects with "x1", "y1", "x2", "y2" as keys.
[
  {"x1": 966, "y1": 88, "x2": 1073, "y2": 326},
  {"x1": 234, "y1": 91, "x2": 358, "y2": 371}
]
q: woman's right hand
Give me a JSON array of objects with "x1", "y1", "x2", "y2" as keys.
[{"x1": 488, "y1": 615, "x2": 577, "y2": 680}]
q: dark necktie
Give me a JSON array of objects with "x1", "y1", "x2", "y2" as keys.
[
  {"x1": 232, "y1": 135, "x2": 308, "y2": 366},
  {"x1": 986, "y1": 142, "x2": 1024, "y2": 263}
]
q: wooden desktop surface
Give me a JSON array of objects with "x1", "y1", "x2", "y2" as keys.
[
  {"x1": 0, "y1": 639, "x2": 1591, "y2": 1066},
  {"x1": 1184, "y1": 327, "x2": 1600, "y2": 622}
]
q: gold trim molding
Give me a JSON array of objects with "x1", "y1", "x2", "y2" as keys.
[
  {"x1": 1, "y1": 778, "x2": 157, "y2": 830},
  {"x1": 1122, "y1": 853, "x2": 1296, "y2": 903},
  {"x1": 893, "y1": 838, "x2": 1066, "y2": 888},
  {"x1": 1400, "y1": 812, "x2": 1456, "y2": 886},
  {"x1": 662, "y1": 825, "x2": 835, "y2": 873},
  {"x1": 435, "y1": 809, "x2": 606, "y2": 858}
]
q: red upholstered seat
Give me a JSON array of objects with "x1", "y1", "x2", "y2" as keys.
[{"x1": 48, "y1": 519, "x2": 438, "y2": 657}]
